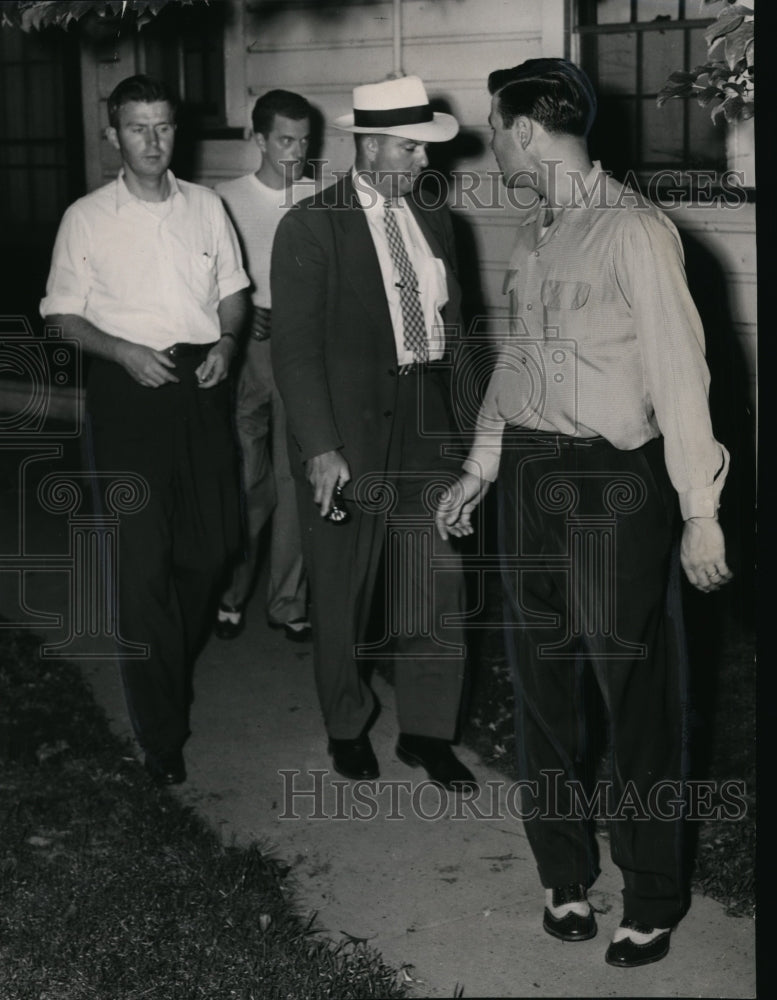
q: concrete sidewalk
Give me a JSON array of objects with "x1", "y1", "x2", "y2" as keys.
[
  {"x1": 80, "y1": 605, "x2": 756, "y2": 1000},
  {"x1": 0, "y1": 440, "x2": 757, "y2": 999}
]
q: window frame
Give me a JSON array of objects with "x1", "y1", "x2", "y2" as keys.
[{"x1": 572, "y1": 0, "x2": 752, "y2": 199}]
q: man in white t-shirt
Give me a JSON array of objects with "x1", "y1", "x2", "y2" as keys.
[{"x1": 214, "y1": 90, "x2": 315, "y2": 642}]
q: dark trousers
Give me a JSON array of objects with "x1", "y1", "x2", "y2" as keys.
[
  {"x1": 86, "y1": 354, "x2": 239, "y2": 756},
  {"x1": 297, "y1": 368, "x2": 466, "y2": 740},
  {"x1": 498, "y1": 431, "x2": 690, "y2": 927}
]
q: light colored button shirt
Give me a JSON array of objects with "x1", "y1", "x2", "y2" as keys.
[
  {"x1": 353, "y1": 170, "x2": 448, "y2": 364},
  {"x1": 463, "y1": 162, "x2": 728, "y2": 520},
  {"x1": 215, "y1": 173, "x2": 316, "y2": 309},
  {"x1": 40, "y1": 171, "x2": 249, "y2": 351}
]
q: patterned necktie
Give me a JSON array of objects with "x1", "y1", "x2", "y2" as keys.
[{"x1": 383, "y1": 201, "x2": 429, "y2": 362}]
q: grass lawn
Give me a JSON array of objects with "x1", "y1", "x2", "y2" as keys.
[{"x1": 0, "y1": 625, "x2": 407, "y2": 1000}]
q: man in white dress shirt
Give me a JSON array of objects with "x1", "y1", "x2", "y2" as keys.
[{"x1": 41, "y1": 75, "x2": 250, "y2": 786}]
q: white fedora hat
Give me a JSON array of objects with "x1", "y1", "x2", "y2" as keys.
[{"x1": 333, "y1": 75, "x2": 459, "y2": 142}]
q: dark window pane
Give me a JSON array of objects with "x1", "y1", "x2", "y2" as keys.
[
  {"x1": 595, "y1": 0, "x2": 633, "y2": 24},
  {"x1": 140, "y1": 2, "x2": 226, "y2": 130},
  {"x1": 684, "y1": 1, "x2": 715, "y2": 19},
  {"x1": 687, "y1": 103, "x2": 726, "y2": 168},
  {"x1": 636, "y1": 0, "x2": 678, "y2": 22},
  {"x1": 589, "y1": 97, "x2": 638, "y2": 177},
  {"x1": 4, "y1": 65, "x2": 26, "y2": 136},
  {"x1": 642, "y1": 25, "x2": 686, "y2": 93},
  {"x1": 595, "y1": 32, "x2": 637, "y2": 93},
  {"x1": 689, "y1": 24, "x2": 711, "y2": 67},
  {"x1": 642, "y1": 96, "x2": 685, "y2": 163}
]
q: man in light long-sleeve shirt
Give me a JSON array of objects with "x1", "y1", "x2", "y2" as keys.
[
  {"x1": 41, "y1": 75, "x2": 250, "y2": 787},
  {"x1": 436, "y1": 59, "x2": 731, "y2": 969}
]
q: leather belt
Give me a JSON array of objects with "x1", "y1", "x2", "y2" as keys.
[
  {"x1": 163, "y1": 342, "x2": 214, "y2": 360},
  {"x1": 504, "y1": 426, "x2": 606, "y2": 447}
]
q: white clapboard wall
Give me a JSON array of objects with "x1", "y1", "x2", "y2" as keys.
[{"x1": 78, "y1": 0, "x2": 755, "y2": 409}]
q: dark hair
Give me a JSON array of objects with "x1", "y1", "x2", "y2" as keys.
[
  {"x1": 488, "y1": 58, "x2": 597, "y2": 137},
  {"x1": 251, "y1": 89, "x2": 311, "y2": 136},
  {"x1": 107, "y1": 75, "x2": 178, "y2": 129}
]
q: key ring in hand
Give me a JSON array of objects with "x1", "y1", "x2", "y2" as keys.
[{"x1": 326, "y1": 483, "x2": 350, "y2": 524}]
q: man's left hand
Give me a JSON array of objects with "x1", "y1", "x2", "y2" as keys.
[
  {"x1": 196, "y1": 337, "x2": 236, "y2": 388},
  {"x1": 680, "y1": 517, "x2": 733, "y2": 593}
]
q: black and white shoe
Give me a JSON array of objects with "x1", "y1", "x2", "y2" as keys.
[
  {"x1": 605, "y1": 919, "x2": 671, "y2": 967},
  {"x1": 214, "y1": 605, "x2": 244, "y2": 640},
  {"x1": 542, "y1": 884, "x2": 597, "y2": 942}
]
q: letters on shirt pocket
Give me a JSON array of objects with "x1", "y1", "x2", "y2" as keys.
[{"x1": 540, "y1": 279, "x2": 591, "y2": 310}]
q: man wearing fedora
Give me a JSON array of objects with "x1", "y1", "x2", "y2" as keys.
[{"x1": 271, "y1": 75, "x2": 476, "y2": 789}]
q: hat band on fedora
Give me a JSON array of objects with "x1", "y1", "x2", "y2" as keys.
[{"x1": 353, "y1": 104, "x2": 433, "y2": 128}]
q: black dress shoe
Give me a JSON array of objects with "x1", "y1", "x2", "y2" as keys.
[
  {"x1": 214, "y1": 606, "x2": 244, "y2": 640},
  {"x1": 605, "y1": 920, "x2": 671, "y2": 968},
  {"x1": 328, "y1": 736, "x2": 379, "y2": 780},
  {"x1": 144, "y1": 750, "x2": 186, "y2": 786},
  {"x1": 543, "y1": 884, "x2": 597, "y2": 942},
  {"x1": 395, "y1": 734, "x2": 478, "y2": 792}
]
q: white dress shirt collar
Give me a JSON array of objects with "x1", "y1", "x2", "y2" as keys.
[{"x1": 115, "y1": 169, "x2": 182, "y2": 212}]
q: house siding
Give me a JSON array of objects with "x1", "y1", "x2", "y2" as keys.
[{"x1": 76, "y1": 0, "x2": 755, "y2": 409}]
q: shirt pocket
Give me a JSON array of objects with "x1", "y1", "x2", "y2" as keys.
[
  {"x1": 188, "y1": 251, "x2": 218, "y2": 304},
  {"x1": 540, "y1": 279, "x2": 591, "y2": 310}
]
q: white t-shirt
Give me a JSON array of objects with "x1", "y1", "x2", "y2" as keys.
[{"x1": 215, "y1": 174, "x2": 316, "y2": 309}]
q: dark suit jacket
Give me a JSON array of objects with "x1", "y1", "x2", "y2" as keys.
[{"x1": 270, "y1": 173, "x2": 463, "y2": 485}]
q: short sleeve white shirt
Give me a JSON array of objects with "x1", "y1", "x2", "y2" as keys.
[{"x1": 40, "y1": 171, "x2": 250, "y2": 351}]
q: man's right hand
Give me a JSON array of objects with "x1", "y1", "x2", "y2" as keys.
[
  {"x1": 305, "y1": 450, "x2": 351, "y2": 518},
  {"x1": 116, "y1": 341, "x2": 179, "y2": 388},
  {"x1": 435, "y1": 471, "x2": 490, "y2": 540}
]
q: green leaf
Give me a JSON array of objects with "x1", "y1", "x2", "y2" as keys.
[
  {"x1": 4, "y1": 0, "x2": 212, "y2": 32},
  {"x1": 710, "y1": 101, "x2": 728, "y2": 124},
  {"x1": 722, "y1": 95, "x2": 746, "y2": 123},
  {"x1": 705, "y1": 11, "x2": 744, "y2": 48},
  {"x1": 657, "y1": 82, "x2": 693, "y2": 105},
  {"x1": 724, "y1": 21, "x2": 754, "y2": 71},
  {"x1": 696, "y1": 85, "x2": 724, "y2": 107},
  {"x1": 19, "y1": 1, "x2": 60, "y2": 31}
]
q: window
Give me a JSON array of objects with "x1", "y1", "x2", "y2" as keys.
[
  {"x1": 139, "y1": 1, "x2": 228, "y2": 134},
  {"x1": 0, "y1": 25, "x2": 84, "y2": 230},
  {"x1": 576, "y1": 0, "x2": 727, "y2": 182}
]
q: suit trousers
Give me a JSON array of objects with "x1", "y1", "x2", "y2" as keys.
[
  {"x1": 297, "y1": 366, "x2": 466, "y2": 740},
  {"x1": 497, "y1": 431, "x2": 690, "y2": 928},
  {"x1": 221, "y1": 334, "x2": 307, "y2": 623},
  {"x1": 86, "y1": 354, "x2": 239, "y2": 756}
]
